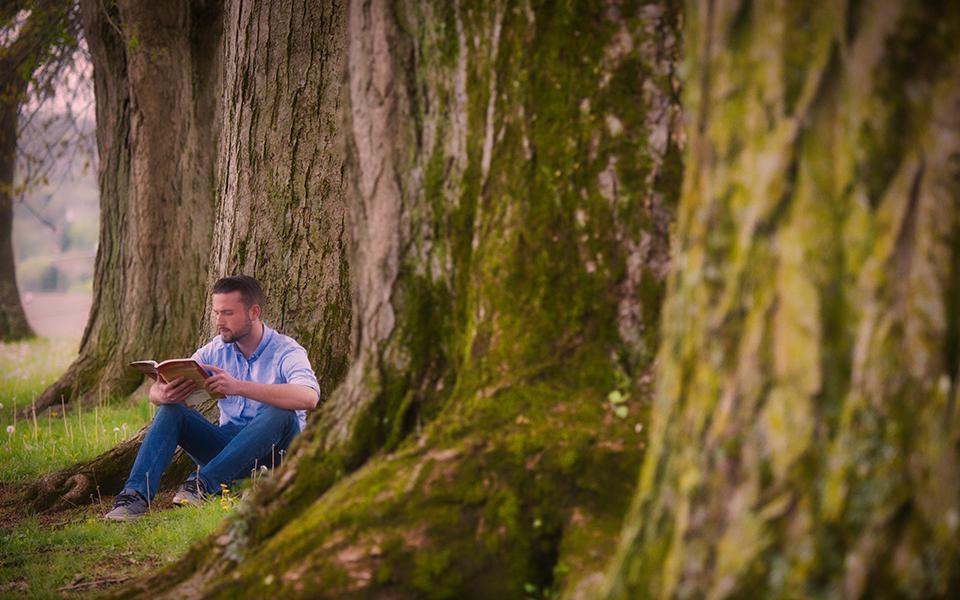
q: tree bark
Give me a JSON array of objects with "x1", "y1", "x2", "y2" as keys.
[
  {"x1": 606, "y1": 1, "x2": 960, "y2": 597},
  {"x1": 30, "y1": 0, "x2": 224, "y2": 414},
  {"x1": 0, "y1": 84, "x2": 33, "y2": 340},
  {"x1": 120, "y1": 0, "x2": 682, "y2": 598},
  {"x1": 208, "y1": 0, "x2": 352, "y2": 400}
]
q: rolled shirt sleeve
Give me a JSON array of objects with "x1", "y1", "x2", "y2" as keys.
[{"x1": 278, "y1": 347, "x2": 321, "y2": 402}]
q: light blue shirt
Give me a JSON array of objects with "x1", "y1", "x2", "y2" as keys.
[{"x1": 191, "y1": 324, "x2": 320, "y2": 431}]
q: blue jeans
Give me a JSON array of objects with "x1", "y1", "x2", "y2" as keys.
[{"x1": 123, "y1": 403, "x2": 300, "y2": 499}]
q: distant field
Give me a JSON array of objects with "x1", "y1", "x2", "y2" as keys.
[{"x1": 21, "y1": 291, "x2": 92, "y2": 338}]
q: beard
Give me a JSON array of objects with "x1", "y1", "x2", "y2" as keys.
[{"x1": 219, "y1": 318, "x2": 253, "y2": 343}]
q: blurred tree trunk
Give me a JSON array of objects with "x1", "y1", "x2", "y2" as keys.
[
  {"x1": 120, "y1": 0, "x2": 681, "y2": 598},
  {"x1": 0, "y1": 91, "x2": 32, "y2": 340},
  {"x1": 0, "y1": 0, "x2": 81, "y2": 341},
  {"x1": 605, "y1": 0, "x2": 960, "y2": 597},
  {"x1": 31, "y1": 0, "x2": 223, "y2": 414}
]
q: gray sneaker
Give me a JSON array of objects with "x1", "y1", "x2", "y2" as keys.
[
  {"x1": 104, "y1": 490, "x2": 148, "y2": 521},
  {"x1": 172, "y1": 477, "x2": 208, "y2": 506}
]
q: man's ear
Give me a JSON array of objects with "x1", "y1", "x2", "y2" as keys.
[{"x1": 250, "y1": 303, "x2": 262, "y2": 321}]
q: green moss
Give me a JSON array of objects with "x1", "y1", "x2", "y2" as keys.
[{"x1": 197, "y1": 338, "x2": 647, "y2": 596}]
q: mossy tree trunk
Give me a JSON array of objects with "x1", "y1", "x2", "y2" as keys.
[
  {"x1": 121, "y1": 0, "x2": 681, "y2": 598},
  {"x1": 606, "y1": 0, "x2": 960, "y2": 597},
  {"x1": 30, "y1": 0, "x2": 223, "y2": 414}
]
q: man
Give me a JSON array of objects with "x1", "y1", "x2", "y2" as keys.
[{"x1": 105, "y1": 275, "x2": 320, "y2": 520}]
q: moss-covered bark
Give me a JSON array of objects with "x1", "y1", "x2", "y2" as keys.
[
  {"x1": 31, "y1": 0, "x2": 223, "y2": 415},
  {"x1": 606, "y1": 1, "x2": 960, "y2": 597},
  {"x1": 119, "y1": 0, "x2": 682, "y2": 597}
]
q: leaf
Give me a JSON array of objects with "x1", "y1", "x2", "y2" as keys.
[
  {"x1": 614, "y1": 405, "x2": 628, "y2": 419},
  {"x1": 607, "y1": 390, "x2": 624, "y2": 404}
]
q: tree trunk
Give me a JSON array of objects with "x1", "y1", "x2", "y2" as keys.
[
  {"x1": 30, "y1": 0, "x2": 224, "y2": 414},
  {"x1": 18, "y1": 0, "x2": 356, "y2": 515},
  {"x1": 0, "y1": 83, "x2": 34, "y2": 341},
  {"x1": 0, "y1": 0, "x2": 81, "y2": 342},
  {"x1": 208, "y1": 0, "x2": 352, "y2": 399},
  {"x1": 605, "y1": 1, "x2": 960, "y2": 597},
  {"x1": 120, "y1": 0, "x2": 681, "y2": 598}
]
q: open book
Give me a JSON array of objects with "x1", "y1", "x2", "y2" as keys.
[{"x1": 129, "y1": 358, "x2": 224, "y2": 407}]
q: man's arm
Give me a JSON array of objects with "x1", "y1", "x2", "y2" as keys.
[{"x1": 202, "y1": 364, "x2": 318, "y2": 411}]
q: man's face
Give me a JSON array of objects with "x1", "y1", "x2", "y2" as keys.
[{"x1": 211, "y1": 291, "x2": 259, "y2": 343}]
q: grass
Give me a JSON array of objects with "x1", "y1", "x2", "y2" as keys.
[
  {"x1": 0, "y1": 338, "x2": 78, "y2": 419},
  {"x1": 0, "y1": 337, "x2": 236, "y2": 597},
  {"x1": 0, "y1": 338, "x2": 156, "y2": 483},
  {"x1": 0, "y1": 502, "x2": 228, "y2": 598}
]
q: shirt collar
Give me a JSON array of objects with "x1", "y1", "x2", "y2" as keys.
[
  {"x1": 230, "y1": 323, "x2": 274, "y2": 362},
  {"x1": 251, "y1": 324, "x2": 275, "y2": 361}
]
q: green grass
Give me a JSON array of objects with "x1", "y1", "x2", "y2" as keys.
[
  {"x1": 0, "y1": 338, "x2": 78, "y2": 418},
  {"x1": 0, "y1": 502, "x2": 228, "y2": 598},
  {"x1": 0, "y1": 338, "x2": 155, "y2": 483},
  {"x1": 0, "y1": 337, "x2": 235, "y2": 597}
]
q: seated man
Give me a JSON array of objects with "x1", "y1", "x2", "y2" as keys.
[{"x1": 105, "y1": 275, "x2": 320, "y2": 520}]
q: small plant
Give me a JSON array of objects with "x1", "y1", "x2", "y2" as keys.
[
  {"x1": 219, "y1": 484, "x2": 237, "y2": 511},
  {"x1": 607, "y1": 389, "x2": 629, "y2": 418},
  {"x1": 250, "y1": 461, "x2": 270, "y2": 488}
]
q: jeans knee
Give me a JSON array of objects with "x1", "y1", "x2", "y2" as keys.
[
  {"x1": 258, "y1": 404, "x2": 296, "y2": 422},
  {"x1": 155, "y1": 402, "x2": 188, "y2": 416},
  {"x1": 255, "y1": 405, "x2": 299, "y2": 433},
  {"x1": 152, "y1": 402, "x2": 189, "y2": 426}
]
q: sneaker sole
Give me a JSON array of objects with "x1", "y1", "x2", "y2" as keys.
[{"x1": 103, "y1": 511, "x2": 145, "y2": 521}]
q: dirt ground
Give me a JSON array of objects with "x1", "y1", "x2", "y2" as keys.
[{"x1": 20, "y1": 291, "x2": 92, "y2": 339}]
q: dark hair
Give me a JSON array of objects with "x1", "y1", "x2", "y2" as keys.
[{"x1": 212, "y1": 275, "x2": 265, "y2": 309}]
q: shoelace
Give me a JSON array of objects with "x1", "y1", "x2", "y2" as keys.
[
  {"x1": 183, "y1": 478, "x2": 206, "y2": 498},
  {"x1": 113, "y1": 492, "x2": 141, "y2": 507}
]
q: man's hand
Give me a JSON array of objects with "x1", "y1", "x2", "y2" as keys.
[
  {"x1": 202, "y1": 364, "x2": 245, "y2": 396},
  {"x1": 149, "y1": 376, "x2": 197, "y2": 406}
]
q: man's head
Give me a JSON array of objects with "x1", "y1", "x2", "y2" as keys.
[{"x1": 211, "y1": 275, "x2": 265, "y2": 343}]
